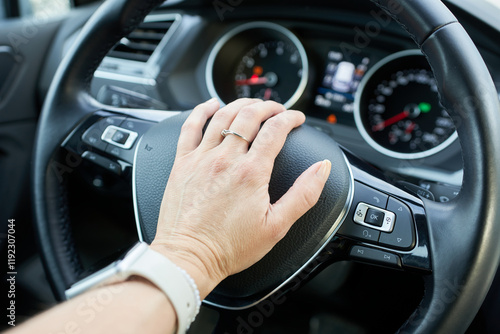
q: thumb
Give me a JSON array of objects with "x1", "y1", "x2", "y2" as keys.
[{"x1": 267, "y1": 160, "x2": 331, "y2": 236}]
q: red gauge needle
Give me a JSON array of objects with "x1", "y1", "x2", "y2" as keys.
[
  {"x1": 372, "y1": 110, "x2": 410, "y2": 132},
  {"x1": 263, "y1": 88, "x2": 272, "y2": 100},
  {"x1": 235, "y1": 76, "x2": 268, "y2": 86},
  {"x1": 405, "y1": 122, "x2": 416, "y2": 134}
]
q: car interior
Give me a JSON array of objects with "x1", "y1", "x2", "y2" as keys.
[{"x1": 1, "y1": 0, "x2": 500, "y2": 333}]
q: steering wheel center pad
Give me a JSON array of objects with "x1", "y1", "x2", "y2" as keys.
[{"x1": 134, "y1": 111, "x2": 353, "y2": 307}]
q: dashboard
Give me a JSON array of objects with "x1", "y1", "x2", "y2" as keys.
[
  {"x1": 3, "y1": 1, "x2": 495, "y2": 332},
  {"x1": 84, "y1": 0, "x2": 500, "y2": 197}
]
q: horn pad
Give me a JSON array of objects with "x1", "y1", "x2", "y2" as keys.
[{"x1": 134, "y1": 111, "x2": 353, "y2": 308}]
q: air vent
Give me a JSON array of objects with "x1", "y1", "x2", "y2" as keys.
[{"x1": 107, "y1": 19, "x2": 175, "y2": 62}]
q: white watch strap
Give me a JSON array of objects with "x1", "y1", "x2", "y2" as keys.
[
  {"x1": 119, "y1": 243, "x2": 201, "y2": 334},
  {"x1": 65, "y1": 242, "x2": 201, "y2": 333}
]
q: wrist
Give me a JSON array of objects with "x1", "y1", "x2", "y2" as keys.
[{"x1": 149, "y1": 242, "x2": 223, "y2": 299}]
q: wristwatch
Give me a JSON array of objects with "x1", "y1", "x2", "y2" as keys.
[{"x1": 65, "y1": 242, "x2": 201, "y2": 333}]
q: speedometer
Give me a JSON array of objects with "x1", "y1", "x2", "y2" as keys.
[
  {"x1": 234, "y1": 40, "x2": 303, "y2": 104},
  {"x1": 206, "y1": 22, "x2": 308, "y2": 109},
  {"x1": 354, "y1": 50, "x2": 457, "y2": 160}
]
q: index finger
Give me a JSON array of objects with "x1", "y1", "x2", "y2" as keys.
[
  {"x1": 177, "y1": 98, "x2": 220, "y2": 156},
  {"x1": 248, "y1": 110, "x2": 305, "y2": 171}
]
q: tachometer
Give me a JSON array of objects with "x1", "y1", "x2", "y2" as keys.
[
  {"x1": 354, "y1": 50, "x2": 457, "y2": 160},
  {"x1": 234, "y1": 40, "x2": 303, "y2": 104},
  {"x1": 207, "y1": 22, "x2": 308, "y2": 108}
]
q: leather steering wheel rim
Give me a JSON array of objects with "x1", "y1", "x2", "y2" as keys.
[{"x1": 32, "y1": 0, "x2": 500, "y2": 332}]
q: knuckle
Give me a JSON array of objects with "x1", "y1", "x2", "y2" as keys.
[
  {"x1": 245, "y1": 154, "x2": 260, "y2": 166},
  {"x1": 255, "y1": 127, "x2": 273, "y2": 146},
  {"x1": 266, "y1": 115, "x2": 287, "y2": 132},
  {"x1": 239, "y1": 105, "x2": 259, "y2": 119},
  {"x1": 264, "y1": 100, "x2": 285, "y2": 110},
  {"x1": 212, "y1": 108, "x2": 230, "y2": 120},
  {"x1": 192, "y1": 103, "x2": 206, "y2": 113},
  {"x1": 235, "y1": 162, "x2": 258, "y2": 183},
  {"x1": 231, "y1": 98, "x2": 254, "y2": 109},
  {"x1": 241, "y1": 98, "x2": 256, "y2": 104},
  {"x1": 268, "y1": 221, "x2": 287, "y2": 242},
  {"x1": 208, "y1": 155, "x2": 231, "y2": 177},
  {"x1": 181, "y1": 120, "x2": 198, "y2": 132},
  {"x1": 236, "y1": 161, "x2": 253, "y2": 175}
]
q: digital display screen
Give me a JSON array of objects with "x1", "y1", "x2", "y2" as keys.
[{"x1": 314, "y1": 50, "x2": 371, "y2": 114}]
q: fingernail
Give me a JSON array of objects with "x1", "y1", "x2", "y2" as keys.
[
  {"x1": 316, "y1": 159, "x2": 331, "y2": 179},
  {"x1": 207, "y1": 97, "x2": 218, "y2": 104}
]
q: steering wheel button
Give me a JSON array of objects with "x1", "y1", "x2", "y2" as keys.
[
  {"x1": 121, "y1": 118, "x2": 154, "y2": 135},
  {"x1": 102, "y1": 125, "x2": 138, "y2": 150},
  {"x1": 82, "y1": 151, "x2": 121, "y2": 175},
  {"x1": 365, "y1": 208, "x2": 384, "y2": 227},
  {"x1": 105, "y1": 144, "x2": 136, "y2": 164},
  {"x1": 352, "y1": 182, "x2": 389, "y2": 208},
  {"x1": 104, "y1": 116, "x2": 126, "y2": 126},
  {"x1": 378, "y1": 197, "x2": 415, "y2": 250},
  {"x1": 82, "y1": 151, "x2": 98, "y2": 161},
  {"x1": 82, "y1": 132, "x2": 107, "y2": 151},
  {"x1": 350, "y1": 246, "x2": 401, "y2": 268},
  {"x1": 82, "y1": 122, "x2": 109, "y2": 151},
  {"x1": 112, "y1": 130, "x2": 130, "y2": 144},
  {"x1": 352, "y1": 202, "x2": 395, "y2": 232},
  {"x1": 338, "y1": 219, "x2": 380, "y2": 243}
]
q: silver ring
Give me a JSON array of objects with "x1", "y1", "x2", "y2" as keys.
[{"x1": 221, "y1": 129, "x2": 249, "y2": 143}]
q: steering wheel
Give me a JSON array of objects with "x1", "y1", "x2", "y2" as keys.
[{"x1": 33, "y1": 0, "x2": 500, "y2": 332}]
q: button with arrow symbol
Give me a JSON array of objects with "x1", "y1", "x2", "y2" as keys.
[{"x1": 379, "y1": 197, "x2": 415, "y2": 250}]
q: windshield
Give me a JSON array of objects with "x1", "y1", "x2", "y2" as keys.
[
  {"x1": 445, "y1": 0, "x2": 500, "y2": 31},
  {"x1": 19, "y1": 0, "x2": 71, "y2": 18},
  {"x1": 486, "y1": 0, "x2": 500, "y2": 7}
]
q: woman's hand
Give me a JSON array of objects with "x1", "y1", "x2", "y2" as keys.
[{"x1": 151, "y1": 98, "x2": 331, "y2": 298}]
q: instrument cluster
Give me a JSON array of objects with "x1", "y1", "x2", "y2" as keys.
[{"x1": 206, "y1": 22, "x2": 458, "y2": 161}]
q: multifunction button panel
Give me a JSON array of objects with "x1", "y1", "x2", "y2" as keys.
[
  {"x1": 338, "y1": 182, "x2": 416, "y2": 250},
  {"x1": 80, "y1": 116, "x2": 153, "y2": 174}
]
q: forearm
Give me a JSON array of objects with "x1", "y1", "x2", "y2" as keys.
[
  {"x1": 9, "y1": 245, "x2": 219, "y2": 334},
  {"x1": 9, "y1": 278, "x2": 176, "y2": 334}
]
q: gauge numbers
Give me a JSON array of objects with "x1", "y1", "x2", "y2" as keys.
[
  {"x1": 234, "y1": 41, "x2": 304, "y2": 104},
  {"x1": 355, "y1": 50, "x2": 458, "y2": 160},
  {"x1": 207, "y1": 22, "x2": 309, "y2": 109}
]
